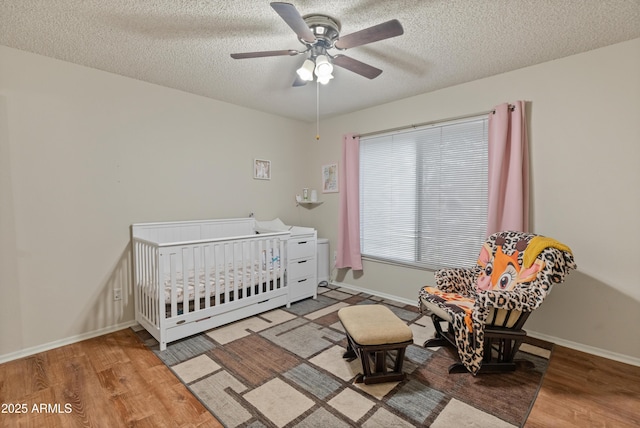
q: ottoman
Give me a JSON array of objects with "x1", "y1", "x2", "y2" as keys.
[{"x1": 337, "y1": 305, "x2": 414, "y2": 384}]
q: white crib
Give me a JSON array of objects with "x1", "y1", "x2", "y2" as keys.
[{"x1": 132, "y1": 218, "x2": 290, "y2": 350}]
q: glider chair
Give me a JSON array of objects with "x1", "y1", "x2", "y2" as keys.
[{"x1": 419, "y1": 231, "x2": 576, "y2": 375}]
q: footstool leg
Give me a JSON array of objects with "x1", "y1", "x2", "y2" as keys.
[
  {"x1": 361, "y1": 350, "x2": 373, "y2": 379},
  {"x1": 359, "y1": 345, "x2": 410, "y2": 385},
  {"x1": 343, "y1": 336, "x2": 357, "y2": 360},
  {"x1": 394, "y1": 347, "x2": 407, "y2": 373},
  {"x1": 375, "y1": 351, "x2": 386, "y2": 374}
]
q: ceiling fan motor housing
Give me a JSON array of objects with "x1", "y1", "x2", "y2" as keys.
[{"x1": 302, "y1": 14, "x2": 341, "y2": 49}]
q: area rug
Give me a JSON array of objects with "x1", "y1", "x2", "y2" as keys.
[{"x1": 133, "y1": 285, "x2": 552, "y2": 427}]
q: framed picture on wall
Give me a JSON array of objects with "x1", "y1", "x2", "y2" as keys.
[
  {"x1": 254, "y1": 159, "x2": 271, "y2": 180},
  {"x1": 322, "y1": 163, "x2": 338, "y2": 193}
]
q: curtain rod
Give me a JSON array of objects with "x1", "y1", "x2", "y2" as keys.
[{"x1": 354, "y1": 106, "x2": 513, "y2": 139}]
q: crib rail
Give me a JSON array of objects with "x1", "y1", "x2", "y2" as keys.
[{"x1": 132, "y1": 231, "x2": 289, "y2": 344}]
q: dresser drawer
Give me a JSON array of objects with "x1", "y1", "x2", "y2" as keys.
[
  {"x1": 288, "y1": 257, "x2": 315, "y2": 279},
  {"x1": 288, "y1": 238, "x2": 316, "y2": 259},
  {"x1": 289, "y1": 275, "x2": 315, "y2": 301}
]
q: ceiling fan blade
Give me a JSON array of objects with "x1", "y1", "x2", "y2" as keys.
[
  {"x1": 270, "y1": 2, "x2": 316, "y2": 43},
  {"x1": 230, "y1": 49, "x2": 299, "y2": 59},
  {"x1": 332, "y1": 55, "x2": 383, "y2": 79},
  {"x1": 334, "y1": 19, "x2": 404, "y2": 50}
]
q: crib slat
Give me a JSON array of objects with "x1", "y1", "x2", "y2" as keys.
[
  {"x1": 214, "y1": 244, "x2": 221, "y2": 307},
  {"x1": 204, "y1": 246, "x2": 211, "y2": 309},
  {"x1": 267, "y1": 239, "x2": 272, "y2": 290},
  {"x1": 180, "y1": 249, "x2": 188, "y2": 316},
  {"x1": 170, "y1": 254, "x2": 178, "y2": 318},
  {"x1": 224, "y1": 243, "x2": 230, "y2": 305},
  {"x1": 242, "y1": 240, "x2": 249, "y2": 299},
  {"x1": 153, "y1": 246, "x2": 160, "y2": 325},
  {"x1": 279, "y1": 238, "x2": 284, "y2": 289},
  {"x1": 145, "y1": 244, "x2": 152, "y2": 324},
  {"x1": 259, "y1": 239, "x2": 265, "y2": 295},
  {"x1": 142, "y1": 243, "x2": 149, "y2": 324},
  {"x1": 193, "y1": 246, "x2": 201, "y2": 312},
  {"x1": 134, "y1": 241, "x2": 141, "y2": 317},
  {"x1": 250, "y1": 240, "x2": 256, "y2": 297},
  {"x1": 232, "y1": 241, "x2": 238, "y2": 302},
  {"x1": 145, "y1": 243, "x2": 152, "y2": 324}
]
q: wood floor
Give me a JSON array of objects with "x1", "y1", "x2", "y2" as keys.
[
  {"x1": 0, "y1": 329, "x2": 222, "y2": 428},
  {"x1": 525, "y1": 345, "x2": 640, "y2": 428},
  {"x1": 1, "y1": 329, "x2": 638, "y2": 427}
]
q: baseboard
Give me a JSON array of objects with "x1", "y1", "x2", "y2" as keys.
[
  {"x1": 0, "y1": 320, "x2": 138, "y2": 365},
  {"x1": 328, "y1": 280, "x2": 418, "y2": 307},
  {"x1": 527, "y1": 331, "x2": 640, "y2": 367},
  {"x1": 330, "y1": 280, "x2": 640, "y2": 368}
]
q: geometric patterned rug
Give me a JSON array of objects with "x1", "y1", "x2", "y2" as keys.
[{"x1": 133, "y1": 285, "x2": 552, "y2": 427}]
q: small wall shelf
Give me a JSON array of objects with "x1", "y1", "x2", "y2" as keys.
[{"x1": 296, "y1": 200, "x2": 323, "y2": 207}]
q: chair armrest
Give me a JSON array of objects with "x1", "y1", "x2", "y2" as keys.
[{"x1": 434, "y1": 267, "x2": 479, "y2": 296}]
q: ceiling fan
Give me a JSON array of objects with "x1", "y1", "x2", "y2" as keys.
[{"x1": 230, "y1": 2, "x2": 404, "y2": 86}]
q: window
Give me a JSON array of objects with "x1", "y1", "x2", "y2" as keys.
[{"x1": 359, "y1": 115, "x2": 488, "y2": 269}]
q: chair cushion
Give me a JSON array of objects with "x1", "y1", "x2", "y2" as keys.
[
  {"x1": 420, "y1": 288, "x2": 522, "y2": 329},
  {"x1": 420, "y1": 286, "x2": 475, "y2": 331}
]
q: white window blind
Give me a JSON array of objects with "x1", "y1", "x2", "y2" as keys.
[{"x1": 359, "y1": 115, "x2": 488, "y2": 269}]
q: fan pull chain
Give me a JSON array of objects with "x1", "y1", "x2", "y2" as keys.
[{"x1": 316, "y1": 80, "x2": 320, "y2": 140}]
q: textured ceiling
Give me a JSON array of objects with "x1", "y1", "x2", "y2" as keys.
[{"x1": 1, "y1": 0, "x2": 639, "y2": 122}]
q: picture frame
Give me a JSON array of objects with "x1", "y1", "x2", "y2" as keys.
[
  {"x1": 254, "y1": 159, "x2": 271, "y2": 180},
  {"x1": 322, "y1": 163, "x2": 338, "y2": 193}
]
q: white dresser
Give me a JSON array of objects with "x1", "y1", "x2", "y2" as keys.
[{"x1": 287, "y1": 228, "x2": 318, "y2": 303}]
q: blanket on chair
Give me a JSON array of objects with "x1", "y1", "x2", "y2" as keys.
[{"x1": 420, "y1": 231, "x2": 576, "y2": 374}]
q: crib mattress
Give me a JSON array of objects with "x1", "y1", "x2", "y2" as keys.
[{"x1": 159, "y1": 263, "x2": 281, "y2": 304}]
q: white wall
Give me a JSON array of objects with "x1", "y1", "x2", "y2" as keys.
[
  {"x1": 305, "y1": 39, "x2": 640, "y2": 362},
  {"x1": 0, "y1": 46, "x2": 309, "y2": 358},
  {"x1": 2, "y1": 38, "x2": 639, "y2": 364}
]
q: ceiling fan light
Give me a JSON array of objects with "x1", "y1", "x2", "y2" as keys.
[
  {"x1": 296, "y1": 59, "x2": 315, "y2": 81},
  {"x1": 318, "y1": 73, "x2": 334, "y2": 85},
  {"x1": 314, "y1": 55, "x2": 333, "y2": 78}
]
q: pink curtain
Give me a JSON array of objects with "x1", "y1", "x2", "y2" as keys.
[
  {"x1": 486, "y1": 101, "x2": 529, "y2": 236},
  {"x1": 337, "y1": 134, "x2": 363, "y2": 270}
]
